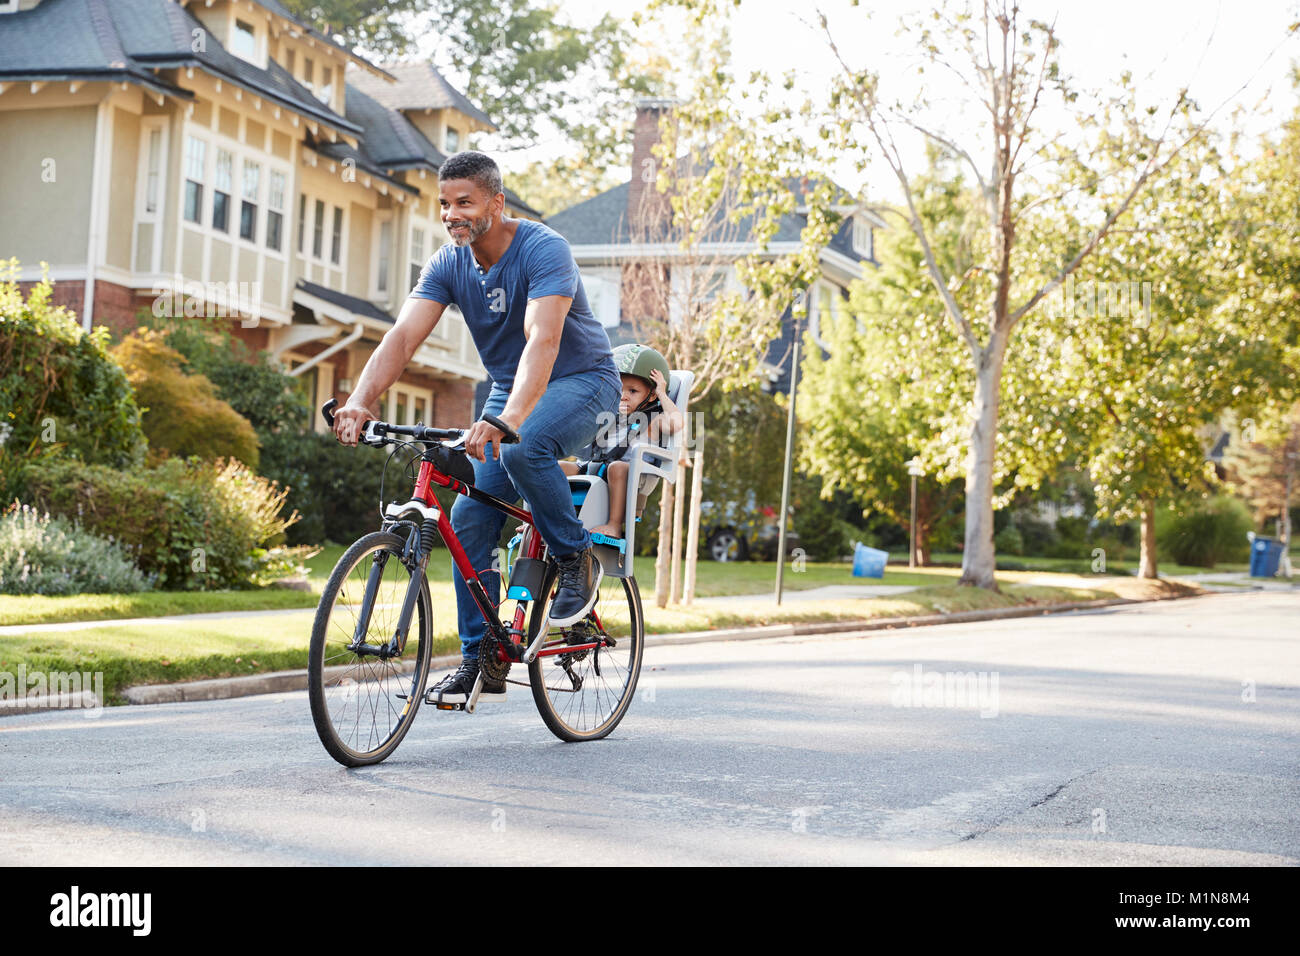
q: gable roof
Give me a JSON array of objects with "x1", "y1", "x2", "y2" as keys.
[
  {"x1": 547, "y1": 173, "x2": 878, "y2": 267},
  {"x1": 349, "y1": 60, "x2": 496, "y2": 131},
  {"x1": 229, "y1": 0, "x2": 393, "y2": 80},
  {"x1": 0, "y1": 0, "x2": 360, "y2": 134}
]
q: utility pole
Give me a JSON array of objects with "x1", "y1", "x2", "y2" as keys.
[{"x1": 775, "y1": 327, "x2": 801, "y2": 605}]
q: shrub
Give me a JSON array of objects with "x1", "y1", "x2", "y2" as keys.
[
  {"x1": 0, "y1": 503, "x2": 153, "y2": 595},
  {"x1": 143, "y1": 313, "x2": 308, "y2": 435},
  {"x1": 112, "y1": 330, "x2": 260, "y2": 468},
  {"x1": 0, "y1": 261, "x2": 146, "y2": 499},
  {"x1": 1156, "y1": 496, "x2": 1253, "y2": 568},
  {"x1": 994, "y1": 524, "x2": 1024, "y2": 556},
  {"x1": 20, "y1": 457, "x2": 308, "y2": 589}
]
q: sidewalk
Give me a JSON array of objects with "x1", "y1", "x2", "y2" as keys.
[{"x1": 694, "y1": 583, "x2": 919, "y2": 607}]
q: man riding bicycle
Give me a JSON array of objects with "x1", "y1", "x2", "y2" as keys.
[{"x1": 331, "y1": 150, "x2": 620, "y2": 706}]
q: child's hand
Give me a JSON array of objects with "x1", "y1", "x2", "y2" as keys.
[{"x1": 649, "y1": 367, "x2": 669, "y2": 398}]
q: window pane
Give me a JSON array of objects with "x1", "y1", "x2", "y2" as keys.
[
  {"x1": 331, "y1": 207, "x2": 343, "y2": 264},
  {"x1": 215, "y1": 150, "x2": 233, "y2": 192},
  {"x1": 303, "y1": 56, "x2": 314, "y2": 90},
  {"x1": 297, "y1": 193, "x2": 306, "y2": 253},
  {"x1": 213, "y1": 191, "x2": 230, "y2": 231},
  {"x1": 233, "y1": 19, "x2": 256, "y2": 60},
  {"x1": 242, "y1": 160, "x2": 260, "y2": 201},
  {"x1": 185, "y1": 136, "x2": 205, "y2": 182},
  {"x1": 145, "y1": 129, "x2": 161, "y2": 214},
  {"x1": 313, "y1": 200, "x2": 324, "y2": 258},
  {"x1": 241, "y1": 201, "x2": 257, "y2": 241},
  {"x1": 445, "y1": 127, "x2": 459, "y2": 152},
  {"x1": 267, "y1": 210, "x2": 283, "y2": 251},
  {"x1": 396, "y1": 394, "x2": 408, "y2": 426},
  {"x1": 377, "y1": 220, "x2": 391, "y2": 293},
  {"x1": 319, "y1": 67, "x2": 333, "y2": 105},
  {"x1": 268, "y1": 170, "x2": 285, "y2": 210},
  {"x1": 184, "y1": 181, "x2": 203, "y2": 223},
  {"x1": 413, "y1": 397, "x2": 427, "y2": 424}
]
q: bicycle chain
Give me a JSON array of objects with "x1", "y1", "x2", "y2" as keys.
[{"x1": 478, "y1": 632, "x2": 513, "y2": 684}]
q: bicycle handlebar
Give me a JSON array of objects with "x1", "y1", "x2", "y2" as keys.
[{"x1": 320, "y1": 399, "x2": 519, "y2": 446}]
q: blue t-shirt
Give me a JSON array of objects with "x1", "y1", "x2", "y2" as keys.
[{"x1": 410, "y1": 218, "x2": 616, "y2": 391}]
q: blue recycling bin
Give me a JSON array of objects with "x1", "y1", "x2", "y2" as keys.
[
  {"x1": 1249, "y1": 537, "x2": 1284, "y2": 578},
  {"x1": 852, "y1": 543, "x2": 888, "y2": 578}
]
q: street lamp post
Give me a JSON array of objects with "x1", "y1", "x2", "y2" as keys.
[{"x1": 907, "y1": 456, "x2": 924, "y2": 569}]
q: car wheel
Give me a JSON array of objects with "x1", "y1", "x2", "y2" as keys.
[{"x1": 708, "y1": 529, "x2": 748, "y2": 562}]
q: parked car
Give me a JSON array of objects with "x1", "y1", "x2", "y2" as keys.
[{"x1": 701, "y1": 499, "x2": 800, "y2": 562}]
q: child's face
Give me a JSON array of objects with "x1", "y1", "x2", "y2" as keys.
[{"x1": 619, "y1": 375, "x2": 652, "y2": 413}]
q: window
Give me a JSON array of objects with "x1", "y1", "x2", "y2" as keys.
[
  {"x1": 377, "y1": 220, "x2": 392, "y2": 294},
  {"x1": 231, "y1": 19, "x2": 257, "y2": 62},
  {"x1": 302, "y1": 56, "x2": 314, "y2": 91},
  {"x1": 318, "y1": 67, "x2": 333, "y2": 106},
  {"x1": 852, "y1": 216, "x2": 873, "y2": 259},
  {"x1": 330, "y1": 206, "x2": 343, "y2": 265},
  {"x1": 212, "y1": 149, "x2": 233, "y2": 232},
  {"x1": 145, "y1": 128, "x2": 162, "y2": 215},
  {"x1": 240, "y1": 160, "x2": 260, "y2": 242},
  {"x1": 297, "y1": 193, "x2": 307, "y2": 253},
  {"x1": 183, "y1": 136, "x2": 206, "y2": 223},
  {"x1": 409, "y1": 226, "x2": 425, "y2": 289},
  {"x1": 445, "y1": 127, "x2": 460, "y2": 152},
  {"x1": 285, "y1": 49, "x2": 296, "y2": 77},
  {"x1": 312, "y1": 199, "x2": 324, "y2": 258},
  {"x1": 266, "y1": 171, "x2": 286, "y2": 251}
]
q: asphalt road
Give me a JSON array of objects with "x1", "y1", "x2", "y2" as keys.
[{"x1": 1, "y1": 591, "x2": 1296, "y2": 866}]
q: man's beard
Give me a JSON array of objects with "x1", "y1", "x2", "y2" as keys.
[{"x1": 449, "y1": 212, "x2": 493, "y2": 246}]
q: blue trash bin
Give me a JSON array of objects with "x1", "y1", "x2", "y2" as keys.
[
  {"x1": 852, "y1": 543, "x2": 888, "y2": 578},
  {"x1": 1249, "y1": 538, "x2": 1284, "y2": 578}
]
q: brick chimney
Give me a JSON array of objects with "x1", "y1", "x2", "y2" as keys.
[{"x1": 627, "y1": 97, "x2": 676, "y2": 233}]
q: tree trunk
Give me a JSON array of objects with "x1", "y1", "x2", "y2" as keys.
[
  {"x1": 958, "y1": 344, "x2": 1005, "y2": 590},
  {"x1": 1138, "y1": 499, "x2": 1159, "y2": 579},
  {"x1": 684, "y1": 439, "x2": 704, "y2": 605},
  {"x1": 669, "y1": 457, "x2": 686, "y2": 604},
  {"x1": 654, "y1": 477, "x2": 675, "y2": 608}
]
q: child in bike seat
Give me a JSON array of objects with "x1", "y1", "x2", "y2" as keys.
[{"x1": 560, "y1": 343, "x2": 683, "y2": 540}]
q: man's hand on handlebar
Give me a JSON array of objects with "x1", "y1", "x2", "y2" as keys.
[
  {"x1": 332, "y1": 400, "x2": 378, "y2": 447},
  {"x1": 464, "y1": 414, "x2": 518, "y2": 462}
]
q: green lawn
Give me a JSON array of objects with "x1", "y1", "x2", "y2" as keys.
[
  {"x1": 0, "y1": 569, "x2": 1197, "y2": 704},
  {"x1": 4, "y1": 540, "x2": 1290, "y2": 628}
]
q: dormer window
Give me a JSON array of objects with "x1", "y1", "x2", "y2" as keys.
[
  {"x1": 232, "y1": 19, "x2": 258, "y2": 63},
  {"x1": 302, "y1": 57, "x2": 315, "y2": 91},
  {"x1": 445, "y1": 127, "x2": 460, "y2": 152},
  {"x1": 318, "y1": 67, "x2": 333, "y2": 106},
  {"x1": 852, "y1": 215, "x2": 873, "y2": 259}
]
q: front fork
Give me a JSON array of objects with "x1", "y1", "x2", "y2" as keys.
[{"x1": 349, "y1": 523, "x2": 427, "y2": 659}]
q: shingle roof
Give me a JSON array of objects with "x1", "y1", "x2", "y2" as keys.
[
  {"x1": 0, "y1": 0, "x2": 359, "y2": 134},
  {"x1": 296, "y1": 279, "x2": 394, "y2": 323},
  {"x1": 547, "y1": 173, "x2": 875, "y2": 266},
  {"x1": 349, "y1": 60, "x2": 496, "y2": 131},
  {"x1": 245, "y1": 0, "x2": 392, "y2": 79}
]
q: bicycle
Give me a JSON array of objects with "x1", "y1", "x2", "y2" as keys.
[{"x1": 308, "y1": 399, "x2": 645, "y2": 767}]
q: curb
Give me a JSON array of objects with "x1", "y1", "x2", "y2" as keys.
[{"x1": 6, "y1": 589, "x2": 1207, "y2": 714}]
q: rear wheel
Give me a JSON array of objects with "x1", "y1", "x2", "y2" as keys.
[
  {"x1": 308, "y1": 531, "x2": 432, "y2": 766},
  {"x1": 526, "y1": 564, "x2": 644, "y2": 742}
]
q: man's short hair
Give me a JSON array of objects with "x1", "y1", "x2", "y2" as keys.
[{"x1": 438, "y1": 151, "x2": 504, "y2": 199}]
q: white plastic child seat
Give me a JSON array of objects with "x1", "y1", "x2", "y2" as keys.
[{"x1": 580, "y1": 368, "x2": 694, "y2": 578}]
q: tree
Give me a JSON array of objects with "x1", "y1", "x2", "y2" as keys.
[
  {"x1": 279, "y1": 0, "x2": 426, "y2": 56},
  {"x1": 1223, "y1": 405, "x2": 1300, "y2": 558},
  {"x1": 818, "y1": 1, "x2": 1226, "y2": 588}
]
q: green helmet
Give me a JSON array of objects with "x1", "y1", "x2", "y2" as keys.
[{"x1": 612, "y1": 343, "x2": 670, "y2": 388}]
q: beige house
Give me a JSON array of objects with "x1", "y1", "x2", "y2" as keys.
[{"x1": 0, "y1": 0, "x2": 541, "y2": 429}]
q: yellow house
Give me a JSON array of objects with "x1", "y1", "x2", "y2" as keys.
[{"x1": 0, "y1": 0, "x2": 541, "y2": 429}]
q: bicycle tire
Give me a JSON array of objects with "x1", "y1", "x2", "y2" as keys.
[
  {"x1": 308, "y1": 531, "x2": 433, "y2": 766},
  {"x1": 526, "y1": 563, "x2": 644, "y2": 742}
]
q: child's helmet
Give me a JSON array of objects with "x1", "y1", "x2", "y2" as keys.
[{"x1": 612, "y1": 344, "x2": 671, "y2": 388}]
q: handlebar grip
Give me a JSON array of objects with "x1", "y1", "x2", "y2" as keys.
[
  {"x1": 480, "y1": 413, "x2": 521, "y2": 444},
  {"x1": 322, "y1": 398, "x2": 338, "y2": 428}
]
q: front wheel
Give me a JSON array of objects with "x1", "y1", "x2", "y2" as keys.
[
  {"x1": 527, "y1": 564, "x2": 644, "y2": 742},
  {"x1": 308, "y1": 531, "x2": 433, "y2": 766}
]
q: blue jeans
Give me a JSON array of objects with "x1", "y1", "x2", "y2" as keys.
[{"x1": 451, "y1": 368, "x2": 621, "y2": 658}]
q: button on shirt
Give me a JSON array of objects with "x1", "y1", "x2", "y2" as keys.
[{"x1": 409, "y1": 218, "x2": 616, "y2": 391}]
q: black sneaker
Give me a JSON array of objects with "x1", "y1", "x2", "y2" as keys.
[
  {"x1": 548, "y1": 548, "x2": 603, "y2": 627},
  {"x1": 425, "y1": 658, "x2": 505, "y2": 705}
]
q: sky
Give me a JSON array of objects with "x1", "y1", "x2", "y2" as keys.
[{"x1": 476, "y1": 0, "x2": 1300, "y2": 202}]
